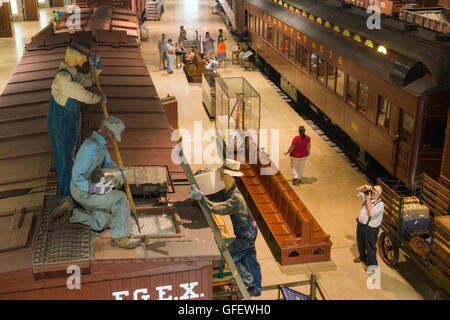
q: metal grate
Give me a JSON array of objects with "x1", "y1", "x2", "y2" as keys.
[{"x1": 32, "y1": 163, "x2": 92, "y2": 274}]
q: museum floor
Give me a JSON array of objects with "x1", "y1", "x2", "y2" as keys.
[{"x1": 0, "y1": 0, "x2": 439, "y2": 299}]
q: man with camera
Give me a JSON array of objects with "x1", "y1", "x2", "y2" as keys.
[{"x1": 354, "y1": 184, "x2": 384, "y2": 272}]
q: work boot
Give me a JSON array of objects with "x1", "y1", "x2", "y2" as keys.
[
  {"x1": 110, "y1": 237, "x2": 140, "y2": 249},
  {"x1": 353, "y1": 257, "x2": 361, "y2": 263},
  {"x1": 51, "y1": 196, "x2": 75, "y2": 219},
  {"x1": 62, "y1": 210, "x2": 73, "y2": 222}
]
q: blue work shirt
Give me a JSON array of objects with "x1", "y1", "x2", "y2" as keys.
[{"x1": 72, "y1": 131, "x2": 117, "y2": 192}]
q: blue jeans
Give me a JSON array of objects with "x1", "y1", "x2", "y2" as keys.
[
  {"x1": 229, "y1": 237, "x2": 262, "y2": 296},
  {"x1": 70, "y1": 181, "x2": 131, "y2": 239},
  {"x1": 47, "y1": 95, "x2": 81, "y2": 199}
]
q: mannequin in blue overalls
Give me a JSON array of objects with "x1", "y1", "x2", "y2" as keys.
[
  {"x1": 48, "y1": 38, "x2": 106, "y2": 218},
  {"x1": 190, "y1": 160, "x2": 262, "y2": 297},
  {"x1": 68, "y1": 116, "x2": 140, "y2": 249}
]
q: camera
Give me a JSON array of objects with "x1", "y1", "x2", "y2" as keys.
[{"x1": 363, "y1": 187, "x2": 374, "y2": 196}]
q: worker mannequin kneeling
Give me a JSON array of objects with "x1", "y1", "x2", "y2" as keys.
[
  {"x1": 190, "y1": 160, "x2": 262, "y2": 297},
  {"x1": 68, "y1": 116, "x2": 139, "y2": 249}
]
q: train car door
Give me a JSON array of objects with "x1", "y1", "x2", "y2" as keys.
[
  {"x1": 24, "y1": 0, "x2": 39, "y2": 21},
  {"x1": 395, "y1": 110, "x2": 415, "y2": 182},
  {"x1": 0, "y1": 3, "x2": 13, "y2": 38}
]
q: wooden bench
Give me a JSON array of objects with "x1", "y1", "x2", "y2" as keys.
[
  {"x1": 183, "y1": 48, "x2": 211, "y2": 83},
  {"x1": 238, "y1": 154, "x2": 332, "y2": 265}
]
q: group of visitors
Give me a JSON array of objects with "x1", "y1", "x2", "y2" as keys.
[
  {"x1": 157, "y1": 26, "x2": 198, "y2": 74},
  {"x1": 201, "y1": 29, "x2": 226, "y2": 70}
]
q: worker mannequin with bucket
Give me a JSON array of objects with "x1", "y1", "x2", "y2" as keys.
[
  {"x1": 190, "y1": 159, "x2": 262, "y2": 297},
  {"x1": 48, "y1": 38, "x2": 106, "y2": 218},
  {"x1": 65, "y1": 116, "x2": 140, "y2": 249}
]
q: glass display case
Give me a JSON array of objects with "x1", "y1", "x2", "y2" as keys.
[
  {"x1": 201, "y1": 72, "x2": 220, "y2": 119},
  {"x1": 215, "y1": 77, "x2": 261, "y2": 154}
]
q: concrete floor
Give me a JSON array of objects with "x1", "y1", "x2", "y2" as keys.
[{"x1": 0, "y1": 2, "x2": 439, "y2": 300}]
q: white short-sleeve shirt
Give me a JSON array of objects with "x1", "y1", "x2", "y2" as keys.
[{"x1": 357, "y1": 192, "x2": 384, "y2": 228}]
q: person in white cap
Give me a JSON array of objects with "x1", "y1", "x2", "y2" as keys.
[
  {"x1": 55, "y1": 116, "x2": 139, "y2": 249},
  {"x1": 190, "y1": 159, "x2": 262, "y2": 296},
  {"x1": 48, "y1": 37, "x2": 106, "y2": 218}
]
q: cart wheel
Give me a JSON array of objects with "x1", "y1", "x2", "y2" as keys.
[
  {"x1": 378, "y1": 232, "x2": 399, "y2": 267},
  {"x1": 433, "y1": 289, "x2": 449, "y2": 300}
]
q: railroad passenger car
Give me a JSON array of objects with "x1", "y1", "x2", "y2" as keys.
[{"x1": 223, "y1": 0, "x2": 450, "y2": 186}]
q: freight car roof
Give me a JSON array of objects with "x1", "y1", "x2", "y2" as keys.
[
  {"x1": 249, "y1": 0, "x2": 450, "y2": 95},
  {"x1": 0, "y1": 23, "x2": 219, "y2": 279}
]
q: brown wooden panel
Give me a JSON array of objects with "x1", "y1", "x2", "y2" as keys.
[
  {"x1": 101, "y1": 66, "x2": 149, "y2": 76},
  {"x1": 0, "y1": 103, "x2": 48, "y2": 122},
  {"x1": 8, "y1": 70, "x2": 57, "y2": 84},
  {"x1": 24, "y1": 0, "x2": 38, "y2": 21},
  {"x1": 2, "y1": 80, "x2": 53, "y2": 95},
  {"x1": 88, "y1": 99, "x2": 162, "y2": 113},
  {"x1": 368, "y1": 127, "x2": 395, "y2": 174},
  {"x1": 0, "y1": 3, "x2": 12, "y2": 38},
  {"x1": 89, "y1": 113, "x2": 169, "y2": 129},
  {"x1": 14, "y1": 60, "x2": 60, "y2": 73},
  {"x1": 99, "y1": 75, "x2": 154, "y2": 87},
  {"x1": 101, "y1": 58, "x2": 146, "y2": 67},
  {"x1": 344, "y1": 108, "x2": 369, "y2": 150},
  {"x1": 0, "y1": 91, "x2": 50, "y2": 108},
  {"x1": 0, "y1": 117, "x2": 48, "y2": 139},
  {"x1": 101, "y1": 86, "x2": 158, "y2": 99},
  {"x1": 0, "y1": 213, "x2": 34, "y2": 253},
  {"x1": 104, "y1": 130, "x2": 175, "y2": 149},
  {"x1": 0, "y1": 133, "x2": 50, "y2": 160},
  {"x1": 0, "y1": 154, "x2": 51, "y2": 186}
]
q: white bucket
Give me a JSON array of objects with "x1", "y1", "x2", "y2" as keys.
[{"x1": 194, "y1": 169, "x2": 225, "y2": 195}]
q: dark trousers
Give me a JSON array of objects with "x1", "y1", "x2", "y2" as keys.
[{"x1": 356, "y1": 222, "x2": 380, "y2": 266}]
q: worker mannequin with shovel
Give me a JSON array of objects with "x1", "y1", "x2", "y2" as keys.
[
  {"x1": 62, "y1": 116, "x2": 140, "y2": 249},
  {"x1": 190, "y1": 160, "x2": 262, "y2": 296},
  {"x1": 49, "y1": 38, "x2": 106, "y2": 218}
]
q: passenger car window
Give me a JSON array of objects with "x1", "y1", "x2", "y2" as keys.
[
  {"x1": 377, "y1": 96, "x2": 391, "y2": 131},
  {"x1": 317, "y1": 58, "x2": 325, "y2": 83},
  {"x1": 301, "y1": 47, "x2": 308, "y2": 69},
  {"x1": 296, "y1": 43, "x2": 301, "y2": 64},
  {"x1": 310, "y1": 53, "x2": 318, "y2": 77},
  {"x1": 290, "y1": 39, "x2": 295, "y2": 59},
  {"x1": 336, "y1": 68, "x2": 344, "y2": 96},
  {"x1": 357, "y1": 82, "x2": 368, "y2": 114},
  {"x1": 277, "y1": 31, "x2": 283, "y2": 50},
  {"x1": 347, "y1": 76, "x2": 358, "y2": 107},
  {"x1": 327, "y1": 64, "x2": 336, "y2": 91},
  {"x1": 273, "y1": 29, "x2": 277, "y2": 47},
  {"x1": 400, "y1": 111, "x2": 414, "y2": 145},
  {"x1": 284, "y1": 35, "x2": 290, "y2": 56}
]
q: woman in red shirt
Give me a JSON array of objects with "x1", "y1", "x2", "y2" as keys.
[{"x1": 284, "y1": 126, "x2": 311, "y2": 185}]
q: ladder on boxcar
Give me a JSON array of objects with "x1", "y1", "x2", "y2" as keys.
[
  {"x1": 176, "y1": 146, "x2": 251, "y2": 300},
  {"x1": 145, "y1": 0, "x2": 162, "y2": 21}
]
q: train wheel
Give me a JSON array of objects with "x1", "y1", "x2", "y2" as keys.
[
  {"x1": 433, "y1": 289, "x2": 449, "y2": 300},
  {"x1": 378, "y1": 232, "x2": 399, "y2": 267}
]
